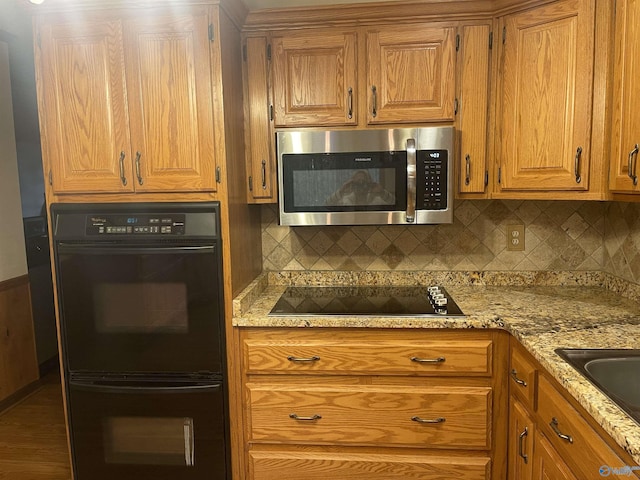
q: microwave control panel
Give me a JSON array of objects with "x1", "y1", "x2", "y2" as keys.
[
  {"x1": 85, "y1": 214, "x2": 186, "y2": 236},
  {"x1": 417, "y1": 150, "x2": 448, "y2": 210}
]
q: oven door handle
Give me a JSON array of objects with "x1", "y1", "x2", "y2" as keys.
[
  {"x1": 68, "y1": 379, "x2": 222, "y2": 395},
  {"x1": 56, "y1": 244, "x2": 215, "y2": 255}
]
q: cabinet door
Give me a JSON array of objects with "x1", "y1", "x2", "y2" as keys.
[
  {"x1": 37, "y1": 15, "x2": 133, "y2": 194},
  {"x1": 271, "y1": 29, "x2": 357, "y2": 127},
  {"x1": 532, "y1": 434, "x2": 578, "y2": 480},
  {"x1": 498, "y1": 0, "x2": 594, "y2": 191},
  {"x1": 244, "y1": 36, "x2": 275, "y2": 202},
  {"x1": 609, "y1": 0, "x2": 640, "y2": 193},
  {"x1": 123, "y1": 6, "x2": 217, "y2": 192},
  {"x1": 508, "y1": 398, "x2": 534, "y2": 480},
  {"x1": 366, "y1": 25, "x2": 456, "y2": 124},
  {"x1": 458, "y1": 24, "x2": 491, "y2": 195}
]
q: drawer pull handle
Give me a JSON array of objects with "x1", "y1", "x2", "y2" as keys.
[
  {"x1": 287, "y1": 355, "x2": 320, "y2": 363},
  {"x1": 550, "y1": 417, "x2": 573, "y2": 443},
  {"x1": 510, "y1": 369, "x2": 527, "y2": 387},
  {"x1": 289, "y1": 414, "x2": 322, "y2": 421},
  {"x1": 410, "y1": 356, "x2": 445, "y2": 364},
  {"x1": 411, "y1": 416, "x2": 446, "y2": 424},
  {"x1": 518, "y1": 426, "x2": 529, "y2": 464}
]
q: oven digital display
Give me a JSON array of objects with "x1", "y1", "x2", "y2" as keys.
[{"x1": 85, "y1": 214, "x2": 186, "y2": 236}]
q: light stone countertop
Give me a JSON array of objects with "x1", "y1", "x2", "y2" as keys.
[{"x1": 232, "y1": 271, "x2": 640, "y2": 465}]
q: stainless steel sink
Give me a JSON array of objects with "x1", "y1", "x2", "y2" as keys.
[{"x1": 555, "y1": 349, "x2": 640, "y2": 424}]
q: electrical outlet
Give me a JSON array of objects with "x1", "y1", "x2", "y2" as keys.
[{"x1": 507, "y1": 224, "x2": 525, "y2": 251}]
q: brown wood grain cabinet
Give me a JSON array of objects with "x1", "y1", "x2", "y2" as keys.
[
  {"x1": 270, "y1": 24, "x2": 456, "y2": 128},
  {"x1": 508, "y1": 338, "x2": 639, "y2": 480},
  {"x1": 240, "y1": 328, "x2": 508, "y2": 480},
  {"x1": 243, "y1": 35, "x2": 276, "y2": 203},
  {"x1": 36, "y1": 5, "x2": 219, "y2": 194},
  {"x1": 609, "y1": 0, "x2": 640, "y2": 194},
  {"x1": 495, "y1": 0, "x2": 596, "y2": 195}
]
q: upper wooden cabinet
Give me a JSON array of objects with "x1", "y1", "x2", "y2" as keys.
[
  {"x1": 271, "y1": 29, "x2": 357, "y2": 127},
  {"x1": 366, "y1": 26, "x2": 456, "y2": 124},
  {"x1": 609, "y1": 0, "x2": 640, "y2": 194},
  {"x1": 36, "y1": 6, "x2": 219, "y2": 194},
  {"x1": 496, "y1": 0, "x2": 595, "y2": 193},
  {"x1": 269, "y1": 24, "x2": 456, "y2": 128}
]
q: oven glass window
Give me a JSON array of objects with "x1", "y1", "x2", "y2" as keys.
[
  {"x1": 103, "y1": 416, "x2": 195, "y2": 466},
  {"x1": 94, "y1": 283, "x2": 188, "y2": 333}
]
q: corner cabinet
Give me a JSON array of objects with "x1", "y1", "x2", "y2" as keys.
[
  {"x1": 508, "y1": 338, "x2": 640, "y2": 480},
  {"x1": 609, "y1": 0, "x2": 640, "y2": 194},
  {"x1": 240, "y1": 328, "x2": 508, "y2": 480},
  {"x1": 35, "y1": 6, "x2": 219, "y2": 194},
  {"x1": 495, "y1": 0, "x2": 595, "y2": 194}
]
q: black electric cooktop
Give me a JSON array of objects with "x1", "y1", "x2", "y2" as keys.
[{"x1": 269, "y1": 285, "x2": 464, "y2": 317}]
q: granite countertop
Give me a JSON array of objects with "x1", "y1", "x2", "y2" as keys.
[{"x1": 232, "y1": 271, "x2": 640, "y2": 465}]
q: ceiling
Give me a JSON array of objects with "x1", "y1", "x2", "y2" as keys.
[{"x1": 243, "y1": 0, "x2": 402, "y2": 10}]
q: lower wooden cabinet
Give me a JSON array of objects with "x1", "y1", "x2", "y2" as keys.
[
  {"x1": 508, "y1": 338, "x2": 640, "y2": 480},
  {"x1": 532, "y1": 434, "x2": 577, "y2": 480},
  {"x1": 240, "y1": 328, "x2": 508, "y2": 480},
  {"x1": 249, "y1": 450, "x2": 491, "y2": 480}
]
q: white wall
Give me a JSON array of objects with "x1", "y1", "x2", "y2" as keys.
[{"x1": 0, "y1": 40, "x2": 28, "y2": 282}]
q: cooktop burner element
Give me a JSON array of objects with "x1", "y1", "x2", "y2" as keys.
[{"x1": 269, "y1": 285, "x2": 464, "y2": 317}]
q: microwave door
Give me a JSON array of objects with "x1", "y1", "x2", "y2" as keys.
[{"x1": 406, "y1": 138, "x2": 417, "y2": 223}]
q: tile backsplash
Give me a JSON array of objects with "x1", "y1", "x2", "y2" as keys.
[
  {"x1": 604, "y1": 202, "x2": 640, "y2": 284},
  {"x1": 261, "y1": 200, "x2": 607, "y2": 273}
]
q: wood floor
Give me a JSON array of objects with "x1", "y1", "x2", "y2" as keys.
[{"x1": 0, "y1": 372, "x2": 71, "y2": 479}]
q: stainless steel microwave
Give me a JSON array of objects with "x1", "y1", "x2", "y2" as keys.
[{"x1": 277, "y1": 127, "x2": 454, "y2": 226}]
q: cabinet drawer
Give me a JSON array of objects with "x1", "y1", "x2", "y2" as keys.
[
  {"x1": 250, "y1": 451, "x2": 491, "y2": 480},
  {"x1": 509, "y1": 344, "x2": 537, "y2": 409},
  {"x1": 244, "y1": 338, "x2": 492, "y2": 376},
  {"x1": 537, "y1": 375, "x2": 635, "y2": 479},
  {"x1": 248, "y1": 385, "x2": 491, "y2": 449}
]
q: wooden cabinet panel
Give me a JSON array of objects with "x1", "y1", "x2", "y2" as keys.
[
  {"x1": 244, "y1": 338, "x2": 492, "y2": 376},
  {"x1": 36, "y1": 6, "x2": 218, "y2": 195},
  {"x1": 498, "y1": 0, "x2": 594, "y2": 192},
  {"x1": 532, "y1": 434, "x2": 578, "y2": 480},
  {"x1": 458, "y1": 23, "x2": 491, "y2": 195},
  {"x1": 366, "y1": 26, "x2": 456, "y2": 124},
  {"x1": 537, "y1": 374, "x2": 634, "y2": 479},
  {"x1": 123, "y1": 7, "x2": 217, "y2": 192},
  {"x1": 609, "y1": 0, "x2": 640, "y2": 193},
  {"x1": 271, "y1": 29, "x2": 357, "y2": 127},
  {"x1": 509, "y1": 342, "x2": 538, "y2": 409},
  {"x1": 244, "y1": 36, "x2": 275, "y2": 202},
  {"x1": 250, "y1": 451, "x2": 491, "y2": 480},
  {"x1": 508, "y1": 398, "x2": 534, "y2": 480},
  {"x1": 38, "y1": 15, "x2": 133, "y2": 194},
  {"x1": 248, "y1": 384, "x2": 491, "y2": 449}
]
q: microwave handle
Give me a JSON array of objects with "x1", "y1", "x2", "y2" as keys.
[{"x1": 406, "y1": 138, "x2": 417, "y2": 223}]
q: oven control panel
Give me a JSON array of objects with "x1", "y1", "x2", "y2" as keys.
[{"x1": 85, "y1": 214, "x2": 186, "y2": 236}]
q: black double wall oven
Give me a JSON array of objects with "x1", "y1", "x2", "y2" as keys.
[{"x1": 51, "y1": 202, "x2": 229, "y2": 480}]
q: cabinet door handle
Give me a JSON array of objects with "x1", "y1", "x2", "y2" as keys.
[
  {"x1": 371, "y1": 85, "x2": 377, "y2": 118},
  {"x1": 550, "y1": 417, "x2": 573, "y2": 443},
  {"x1": 510, "y1": 369, "x2": 527, "y2": 387},
  {"x1": 289, "y1": 413, "x2": 322, "y2": 421},
  {"x1": 628, "y1": 144, "x2": 639, "y2": 186},
  {"x1": 411, "y1": 416, "x2": 446, "y2": 424},
  {"x1": 574, "y1": 146, "x2": 582, "y2": 184},
  {"x1": 287, "y1": 355, "x2": 320, "y2": 363},
  {"x1": 347, "y1": 87, "x2": 353, "y2": 119},
  {"x1": 134, "y1": 151, "x2": 143, "y2": 185},
  {"x1": 465, "y1": 154, "x2": 471, "y2": 185},
  {"x1": 118, "y1": 151, "x2": 127, "y2": 186},
  {"x1": 518, "y1": 426, "x2": 529, "y2": 464},
  {"x1": 411, "y1": 356, "x2": 445, "y2": 364},
  {"x1": 261, "y1": 159, "x2": 267, "y2": 189}
]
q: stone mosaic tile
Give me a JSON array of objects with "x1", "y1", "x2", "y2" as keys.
[
  {"x1": 262, "y1": 200, "x2": 607, "y2": 273},
  {"x1": 604, "y1": 202, "x2": 640, "y2": 285}
]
